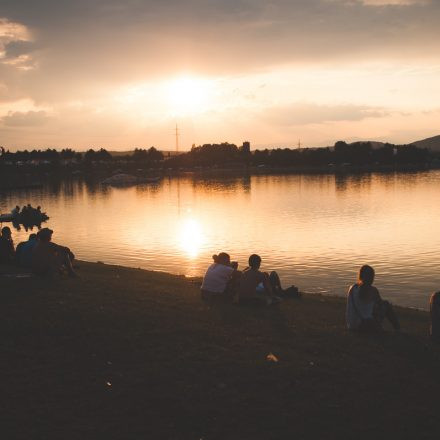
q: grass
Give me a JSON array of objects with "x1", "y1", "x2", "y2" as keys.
[{"x1": 0, "y1": 261, "x2": 439, "y2": 439}]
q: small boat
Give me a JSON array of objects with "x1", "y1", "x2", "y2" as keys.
[
  {"x1": 0, "y1": 209, "x2": 49, "y2": 225},
  {"x1": 0, "y1": 213, "x2": 14, "y2": 222}
]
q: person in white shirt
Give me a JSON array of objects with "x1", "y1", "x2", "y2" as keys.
[
  {"x1": 346, "y1": 265, "x2": 400, "y2": 332},
  {"x1": 201, "y1": 252, "x2": 240, "y2": 301}
]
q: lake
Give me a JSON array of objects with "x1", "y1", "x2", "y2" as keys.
[{"x1": 1, "y1": 171, "x2": 440, "y2": 309}]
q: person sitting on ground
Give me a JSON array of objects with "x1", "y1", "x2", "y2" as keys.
[
  {"x1": 0, "y1": 226, "x2": 15, "y2": 264},
  {"x1": 200, "y1": 252, "x2": 240, "y2": 301},
  {"x1": 346, "y1": 264, "x2": 400, "y2": 333},
  {"x1": 237, "y1": 254, "x2": 283, "y2": 306},
  {"x1": 11, "y1": 205, "x2": 20, "y2": 217},
  {"x1": 31, "y1": 228, "x2": 77, "y2": 277},
  {"x1": 15, "y1": 233, "x2": 37, "y2": 268}
]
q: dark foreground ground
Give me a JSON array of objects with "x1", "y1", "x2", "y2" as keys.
[{"x1": 0, "y1": 261, "x2": 439, "y2": 440}]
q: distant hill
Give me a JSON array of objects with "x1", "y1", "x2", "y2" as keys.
[{"x1": 411, "y1": 135, "x2": 440, "y2": 152}]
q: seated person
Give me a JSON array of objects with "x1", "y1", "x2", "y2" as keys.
[
  {"x1": 200, "y1": 252, "x2": 240, "y2": 301},
  {"x1": 31, "y1": 228, "x2": 77, "y2": 277},
  {"x1": 11, "y1": 205, "x2": 20, "y2": 217},
  {"x1": 0, "y1": 226, "x2": 15, "y2": 264},
  {"x1": 346, "y1": 265, "x2": 400, "y2": 332},
  {"x1": 237, "y1": 254, "x2": 282, "y2": 306},
  {"x1": 15, "y1": 233, "x2": 37, "y2": 268}
]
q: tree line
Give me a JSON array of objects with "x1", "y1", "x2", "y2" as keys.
[
  {"x1": 0, "y1": 147, "x2": 164, "y2": 165},
  {"x1": 165, "y1": 141, "x2": 432, "y2": 168},
  {"x1": 0, "y1": 141, "x2": 434, "y2": 169}
]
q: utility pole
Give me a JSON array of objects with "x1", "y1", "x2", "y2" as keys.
[
  {"x1": 297, "y1": 139, "x2": 302, "y2": 149},
  {"x1": 175, "y1": 124, "x2": 179, "y2": 153}
]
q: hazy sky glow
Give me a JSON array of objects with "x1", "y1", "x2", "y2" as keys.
[{"x1": 0, "y1": 0, "x2": 439, "y2": 150}]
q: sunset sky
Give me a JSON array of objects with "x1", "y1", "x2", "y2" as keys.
[{"x1": 1, "y1": 0, "x2": 439, "y2": 151}]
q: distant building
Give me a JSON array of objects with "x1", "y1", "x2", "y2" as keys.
[{"x1": 241, "y1": 141, "x2": 251, "y2": 154}]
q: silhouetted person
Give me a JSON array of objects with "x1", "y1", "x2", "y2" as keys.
[
  {"x1": 0, "y1": 226, "x2": 15, "y2": 264},
  {"x1": 237, "y1": 254, "x2": 282, "y2": 306},
  {"x1": 200, "y1": 252, "x2": 240, "y2": 301},
  {"x1": 346, "y1": 265, "x2": 400, "y2": 333},
  {"x1": 32, "y1": 228, "x2": 77, "y2": 277},
  {"x1": 11, "y1": 205, "x2": 20, "y2": 217},
  {"x1": 15, "y1": 233, "x2": 37, "y2": 268}
]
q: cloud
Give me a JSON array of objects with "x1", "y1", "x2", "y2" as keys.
[
  {"x1": 259, "y1": 103, "x2": 389, "y2": 126},
  {"x1": 0, "y1": 0, "x2": 438, "y2": 102},
  {"x1": 361, "y1": 0, "x2": 429, "y2": 5},
  {"x1": 1, "y1": 110, "x2": 49, "y2": 126},
  {"x1": 0, "y1": 1, "x2": 438, "y2": 148}
]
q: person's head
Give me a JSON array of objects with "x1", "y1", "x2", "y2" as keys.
[
  {"x1": 37, "y1": 228, "x2": 53, "y2": 242},
  {"x1": 248, "y1": 254, "x2": 262, "y2": 269},
  {"x1": 358, "y1": 265, "x2": 375, "y2": 300},
  {"x1": 29, "y1": 233, "x2": 37, "y2": 241},
  {"x1": 358, "y1": 265, "x2": 375, "y2": 286},
  {"x1": 1, "y1": 226, "x2": 11, "y2": 239},
  {"x1": 212, "y1": 252, "x2": 231, "y2": 266}
]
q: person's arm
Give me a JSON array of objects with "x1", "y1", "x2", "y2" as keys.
[{"x1": 372, "y1": 286, "x2": 382, "y2": 302}]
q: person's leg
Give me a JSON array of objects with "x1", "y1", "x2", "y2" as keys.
[
  {"x1": 383, "y1": 300, "x2": 400, "y2": 330},
  {"x1": 61, "y1": 250, "x2": 77, "y2": 277},
  {"x1": 52, "y1": 250, "x2": 77, "y2": 277},
  {"x1": 374, "y1": 300, "x2": 400, "y2": 330}
]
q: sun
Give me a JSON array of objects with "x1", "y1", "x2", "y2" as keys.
[{"x1": 165, "y1": 76, "x2": 213, "y2": 116}]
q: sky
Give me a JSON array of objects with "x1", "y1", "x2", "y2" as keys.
[{"x1": 0, "y1": 0, "x2": 439, "y2": 151}]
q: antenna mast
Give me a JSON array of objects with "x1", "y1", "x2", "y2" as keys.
[{"x1": 175, "y1": 124, "x2": 179, "y2": 153}]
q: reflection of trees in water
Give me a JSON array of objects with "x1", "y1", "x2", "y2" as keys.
[
  {"x1": 135, "y1": 181, "x2": 163, "y2": 196},
  {"x1": 334, "y1": 170, "x2": 427, "y2": 194},
  {"x1": 83, "y1": 177, "x2": 111, "y2": 198},
  {"x1": 189, "y1": 175, "x2": 252, "y2": 194},
  {"x1": 334, "y1": 173, "x2": 374, "y2": 193}
]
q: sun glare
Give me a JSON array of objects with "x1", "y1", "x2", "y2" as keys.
[
  {"x1": 178, "y1": 218, "x2": 205, "y2": 258},
  {"x1": 165, "y1": 76, "x2": 212, "y2": 116}
]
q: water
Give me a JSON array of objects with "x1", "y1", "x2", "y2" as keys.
[{"x1": 1, "y1": 171, "x2": 440, "y2": 309}]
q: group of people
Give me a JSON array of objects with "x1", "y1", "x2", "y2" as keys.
[
  {"x1": 0, "y1": 228, "x2": 407, "y2": 334},
  {"x1": 0, "y1": 226, "x2": 77, "y2": 277},
  {"x1": 200, "y1": 252, "x2": 401, "y2": 333},
  {"x1": 10, "y1": 204, "x2": 48, "y2": 227},
  {"x1": 201, "y1": 252, "x2": 297, "y2": 306}
]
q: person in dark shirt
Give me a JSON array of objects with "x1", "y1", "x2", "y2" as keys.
[
  {"x1": 15, "y1": 233, "x2": 37, "y2": 268},
  {"x1": 32, "y1": 228, "x2": 77, "y2": 277},
  {"x1": 237, "y1": 254, "x2": 282, "y2": 306},
  {"x1": 0, "y1": 226, "x2": 15, "y2": 264}
]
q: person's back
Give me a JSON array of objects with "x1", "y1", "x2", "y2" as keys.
[
  {"x1": 200, "y1": 252, "x2": 238, "y2": 301},
  {"x1": 201, "y1": 262, "x2": 234, "y2": 293},
  {"x1": 32, "y1": 239, "x2": 55, "y2": 275},
  {"x1": 346, "y1": 284, "x2": 376, "y2": 330},
  {"x1": 346, "y1": 265, "x2": 400, "y2": 332},
  {"x1": 32, "y1": 227, "x2": 77, "y2": 277},
  {"x1": 238, "y1": 267, "x2": 265, "y2": 300},
  {"x1": 16, "y1": 234, "x2": 37, "y2": 268}
]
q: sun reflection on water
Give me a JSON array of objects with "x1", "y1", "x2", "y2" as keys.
[{"x1": 178, "y1": 218, "x2": 205, "y2": 259}]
